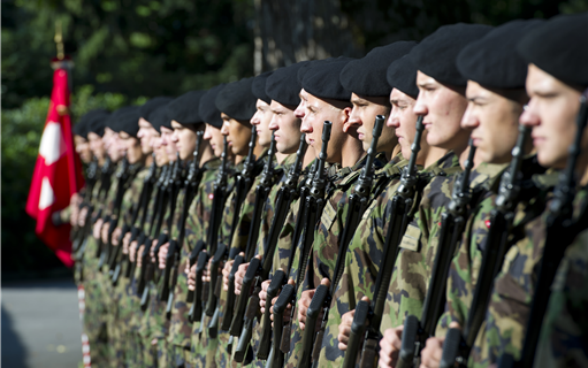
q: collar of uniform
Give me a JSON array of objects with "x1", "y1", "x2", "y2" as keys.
[
  {"x1": 277, "y1": 153, "x2": 296, "y2": 172},
  {"x1": 531, "y1": 168, "x2": 560, "y2": 190},
  {"x1": 420, "y1": 151, "x2": 461, "y2": 178},
  {"x1": 202, "y1": 156, "x2": 221, "y2": 170},
  {"x1": 470, "y1": 162, "x2": 510, "y2": 191}
]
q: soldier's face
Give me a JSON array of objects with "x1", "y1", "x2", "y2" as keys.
[
  {"x1": 152, "y1": 136, "x2": 169, "y2": 166},
  {"x1": 461, "y1": 81, "x2": 524, "y2": 164},
  {"x1": 349, "y1": 93, "x2": 395, "y2": 155},
  {"x1": 414, "y1": 71, "x2": 470, "y2": 152},
  {"x1": 302, "y1": 92, "x2": 353, "y2": 164},
  {"x1": 137, "y1": 118, "x2": 156, "y2": 155},
  {"x1": 104, "y1": 128, "x2": 122, "y2": 162},
  {"x1": 74, "y1": 135, "x2": 92, "y2": 163},
  {"x1": 160, "y1": 126, "x2": 178, "y2": 161},
  {"x1": 521, "y1": 64, "x2": 586, "y2": 169},
  {"x1": 388, "y1": 88, "x2": 430, "y2": 164},
  {"x1": 204, "y1": 123, "x2": 224, "y2": 157},
  {"x1": 171, "y1": 120, "x2": 198, "y2": 161},
  {"x1": 88, "y1": 132, "x2": 106, "y2": 161},
  {"x1": 222, "y1": 113, "x2": 252, "y2": 157},
  {"x1": 119, "y1": 131, "x2": 143, "y2": 164},
  {"x1": 269, "y1": 100, "x2": 301, "y2": 155},
  {"x1": 294, "y1": 89, "x2": 308, "y2": 119},
  {"x1": 251, "y1": 99, "x2": 273, "y2": 147}
]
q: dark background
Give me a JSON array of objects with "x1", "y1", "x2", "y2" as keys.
[{"x1": 2, "y1": 0, "x2": 587, "y2": 278}]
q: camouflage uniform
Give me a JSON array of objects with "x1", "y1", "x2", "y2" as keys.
[
  {"x1": 285, "y1": 153, "x2": 388, "y2": 368},
  {"x1": 470, "y1": 185, "x2": 586, "y2": 367},
  {"x1": 535, "y1": 214, "x2": 588, "y2": 368},
  {"x1": 435, "y1": 157, "x2": 546, "y2": 338}
]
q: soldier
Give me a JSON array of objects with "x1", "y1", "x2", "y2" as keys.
[{"x1": 466, "y1": 13, "x2": 588, "y2": 368}]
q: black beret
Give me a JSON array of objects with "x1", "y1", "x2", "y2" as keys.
[
  {"x1": 72, "y1": 119, "x2": 88, "y2": 139},
  {"x1": 166, "y1": 90, "x2": 206, "y2": 127},
  {"x1": 297, "y1": 60, "x2": 322, "y2": 85},
  {"x1": 109, "y1": 106, "x2": 141, "y2": 137},
  {"x1": 409, "y1": 23, "x2": 493, "y2": 86},
  {"x1": 85, "y1": 109, "x2": 111, "y2": 137},
  {"x1": 149, "y1": 105, "x2": 171, "y2": 133},
  {"x1": 215, "y1": 77, "x2": 257, "y2": 122},
  {"x1": 517, "y1": 13, "x2": 588, "y2": 87},
  {"x1": 341, "y1": 41, "x2": 417, "y2": 97},
  {"x1": 139, "y1": 96, "x2": 174, "y2": 121},
  {"x1": 457, "y1": 20, "x2": 544, "y2": 89},
  {"x1": 266, "y1": 62, "x2": 310, "y2": 106},
  {"x1": 302, "y1": 58, "x2": 354, "y2": 101},
  {"x1": 199, "y1": 84, "x2": 225, "y2": 129},
  {"x1": 251, "y1": 71, "x2": 274, "y2": 104},
  {"x1": 387, "y1": 56, "x2": 420, "y2": 99}
]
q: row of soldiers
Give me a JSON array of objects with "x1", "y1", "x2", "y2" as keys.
[{"x1": 63, "y1": 13, "x2": 587, "y2": 368}]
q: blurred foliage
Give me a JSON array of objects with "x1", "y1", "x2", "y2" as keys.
[{"x1": 1, "y1": 0, "x2": 587, "y2": 275}]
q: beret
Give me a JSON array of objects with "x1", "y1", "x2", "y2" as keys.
[
  {"x1": 297, "y1": 58, "x2": 343, "y2": 86},
  {"x1": 166, "y1": 90, "x2": 206, "y2": 127},
  {"x1": 251, "y1": 71, "x2": 274, "y2": 104},
  {"x1": 266, "y1": 62, "x2": 310, "y2": 106},
  {"x1": 149, "y1": 105, "x2": 171, "y2": 133},
  {"x1": 85, "y1": 109, "x2": 111, "y2": 137},
  {"x1": 517, "y1": 13, "x2": 588, "y2": 87},
  {"x1": 110, "y1": 106, "x2": 141, "y2": 137},
  {"x1": 341, "y1": 41, "x2": 417, "y2": 97},
  {"x1": 457, "y1": 20, "x2": 544, "y2": 89},
  {"x1": 139, "y1": 96, "x2": 174, "y2": 121},
  {"x1": 409, "y1": 23, "x2": 493, "y2": 86},
  {"x1": 302, "y1": 58, "x2": 354, "y2": 101},
  {"x1": 72, "y1": 119, "x2": 88, "y2": 138},
  {"x1": 215, "y1": 77, "x2": 257, "y2": 122},
  {"x1": 199, "y1": 84, "x2": 226, "y2": 129},
  {"x1": 387, "y1": 56, "x2": 420, "y2": 99}
]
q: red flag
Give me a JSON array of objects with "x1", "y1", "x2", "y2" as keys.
[{"x1": 26, "y1": 65, "x2": 85, "y2": 267}]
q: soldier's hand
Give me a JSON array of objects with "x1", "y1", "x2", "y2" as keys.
[
  {"x1": 222, "y1": 259, "x2": 235, "y2": 291},
  {"x1": 259, "y1": 278, "x2": 273, "y2": 314},
  {"x1": 419, "y1": 322, "x2": 460, "y2": 368},
  {"x1": 203, "y1": 258, "x2": 212, "y2": 282},
  {"x1": 378, "y1": 325, "x2": 404, "y2": 368},
  {"x1": 235, "y1": 261, "x2": 250, "y2": 296},
  {"x1": 158, "y1": 243, "x2": 170, "y2": 270},
  {"x1": 129, "y1": 239, "x2": 138, "y2": 262},
  {"x1": 338, "y1": 296, "x2": 369, "y2": 350},
  {"x1": 150, "y1": 239, "x2": 158, "y2": 263},
  {"x1": 136, "y1": 245, "x2": 145, "y2": 267},
  {"x1": 298, "y1": 278, "x2": 330, "y2": 331},
  {"x1": 101, "y1": 222, "x2": 110, "y2": 244},
  {"x1": 187, "y1": 264, "x2": 197, "y2": 291},
  {"x1": 270, "y1": 278, "x2": 295, "y2": 327},
  {"x1": 78, "y1": 207, "x2": 88, "y2": 227},
  {"x1": 93, "y1": 219, "x2": 104, "y2": 239}
]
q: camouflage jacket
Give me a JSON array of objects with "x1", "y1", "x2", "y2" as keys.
[
  {"x1": 535, "y1": 197, "x2": 588, "y2": 368},
  {"x1": 436, "y1": 156, "x2": 547, "y2": 338},
  {"x1": 470, "y1": 183, "x2": 585, "y2": 367}
]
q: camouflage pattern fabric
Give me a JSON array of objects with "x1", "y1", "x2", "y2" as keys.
[
  {"x1": 469, "y1": 176, "x2": 584, "y2": 367},
  {"x1": 535, "y1": 219, "x2": 588, "y2": 368}
]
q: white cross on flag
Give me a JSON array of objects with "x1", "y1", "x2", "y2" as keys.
[{"x1": 25, "y1": 67, "x2": 85, "y2": 267}]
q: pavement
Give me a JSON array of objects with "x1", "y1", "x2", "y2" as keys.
[{"x1": 2, "y1": 277, "x2": 83, "y2": 368}]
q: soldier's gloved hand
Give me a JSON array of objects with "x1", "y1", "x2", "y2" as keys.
[
  {"x1": 378, "y1": 325, "x2": 403, "y2": 368},
  {"x1": 270, "y1": 278, "x2": 296, "y2": 328},
  {"x1": 338, "y1": 296, "x2": 369, "y2": 351},
  {"x1": 100, "y1": 222, "x2": 110, "y2": 244},
  {"x1": 158, "y1": 242, "x2": 170, "y2": 270},
  {"x1": 136, "y1": 245, "x2": 145, "y2": 267},
  {"x1": 259, "y1": 276, "x2": 274, "y2": 314},
  {"x1": 222, "y1": 258, "x2": 235, "y2": 291},
  {"x1": 187, "y1": 264, "x2": 197, "y2": 291},
  {"x1": 420, "y1": 322, "x2": 460, "y2": 368},
  {"x1": 129, "y1": 239, "x2": 138, "y2": 262},
  {"x1": 93, "y1": 219, "x2": 104, "y2": 239}
]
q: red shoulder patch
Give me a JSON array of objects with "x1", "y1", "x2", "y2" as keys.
[
  {"x1": 485, "y1": 219, "x2": 491, "y2": 229},
  {"x1": 208, "y1": 193, "x2": 214, "y2": 200}
]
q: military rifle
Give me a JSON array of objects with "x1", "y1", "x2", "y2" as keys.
[
  {"x1": 272, "y1": 121, "x2": 332, "y2": 368},
  {"x1": 342, "y1": 116, "x2": 425, "y2": 368},
  {"x1": 300, "y1": 116, "x2": 385, "y2": 368},
  {"x1": 440, "y1": 125, "x2": 530, "y2": 367},
  {"x1": 396, "y1": 139, "x2": 477, "y2": 368},
  {"x1": 498, "y1": 90, "x2": 588, "y2": 368}
]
